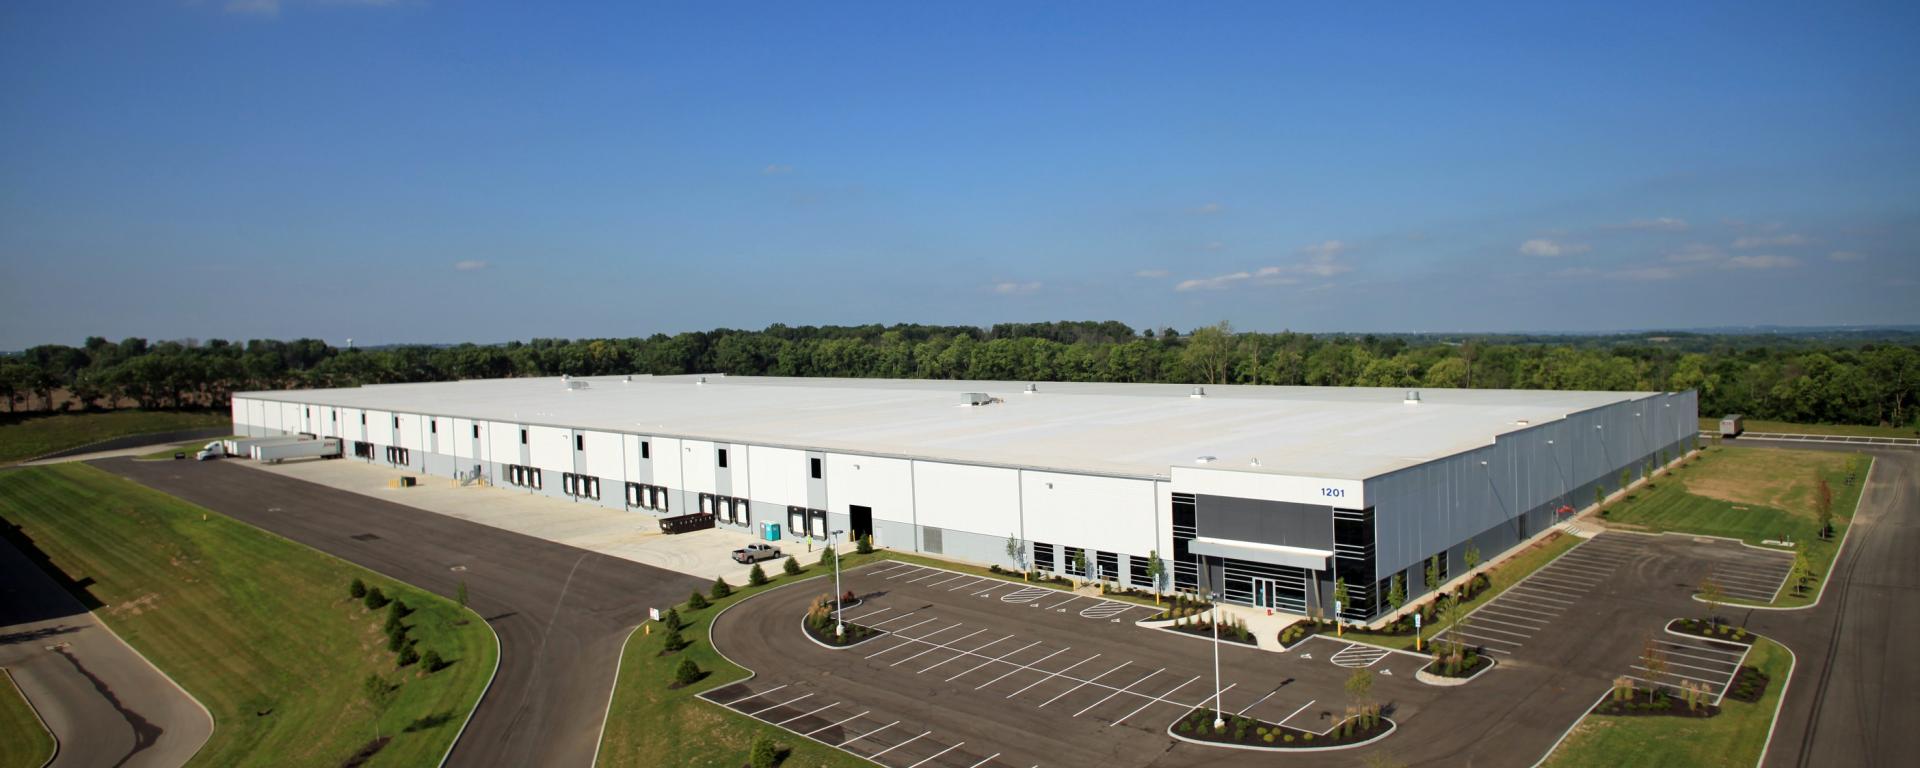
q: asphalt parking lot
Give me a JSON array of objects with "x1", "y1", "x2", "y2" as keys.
[{"x1": 707, "y1": 561, "x2": 1439, "y2": 768}]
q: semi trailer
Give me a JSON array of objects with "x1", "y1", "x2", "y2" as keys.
[{"x1": 253, "y1": 437, "x2": 342, "y2": 463}]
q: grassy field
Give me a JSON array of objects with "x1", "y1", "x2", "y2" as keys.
[
  {"x1": 598, "y1": 552, "x2": 880, "y2": 768},
  {"x1": 0, "y1": 410, "x2": 229, "y2": 463},
  {"x1": 1699, "y1": 417, "x2": 1918, "y2": 439},
  {"x1": 1602, "y1": 447, "x2": 1867, "y2": 607},
  {"x1": 1544, "y1": 636, "x2": 1791, "y2": 768},
  {"x1": 0, "y1": 463, "x2": 495, "y2": 767},
  {"x1": 0, "y1": 669, "x2": 54, "y2": 768},
  {"x1": 1336, "y1": 530, "x2": 1583, "y2": 651}
]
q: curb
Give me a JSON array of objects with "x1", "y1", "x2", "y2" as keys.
[
  {"x1": 1415, "y1": 655, "x2": 1497, "y2": 687},
  {"x1": 1166, "y1": 716, "x2": 1398, "y2": 753},
  {"x1": 439, "y1": 605, "x2": 502, "y2": 768},
  {"x1": 2, "y1": 667, "x2": 59, "y2": 768}
]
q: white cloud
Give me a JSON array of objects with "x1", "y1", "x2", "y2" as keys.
[
  {"x1": 761, "y1": 164, "x2": 793, "y2": 175},
  {"x1": 1666, "y1": 244, "x2": 1723, "y2": 263},
  {"x1": 1175, "y1": 272, "x2": 1253, "y2": 291},
  {"x1": 1732, "y1": 234, "x2": 1807, "y2": 249},
  {"x1": 454, "y1": 260, "x2": 490, "y2": 271},
  {"x1": 1827, "y1": 251, "x2": 1864, "y2": 262},
  {"x1": 1189, "y1": 202, "x2": 1224, "y2": 215},
  {"x1": 1622, "y1": 217, "x2": 1689, "y2": 232},
  {"x1": 1173, "y1": 242, "x2": 1350, "y2": 291},
  {"x1": 991, "y1": 281, "x2": 1041, "y2": 295},
  {"x1": 1134, "y1": 269, "x2": 1169, "y2": 278},
  {"x1": 1519, "y1": 238, "x2": 1589, "y2": 257},
  {"x1": 1724, "y1": 254, "x2": 1798, "y2": 270},
  {"x1": 1298, "y1": 240, "x2": 1348, "y2": 260}
]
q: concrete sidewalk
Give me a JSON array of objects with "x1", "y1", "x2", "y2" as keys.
[{"x1": 236, "y1": 457, "x2": 816, "y2": 584}]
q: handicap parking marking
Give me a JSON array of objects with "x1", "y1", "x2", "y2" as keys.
[
  {"x1": 1329, "y1": 643, "x2": 1394, "y2": 668},
  {"x1": 1079, "y1": 602, "x2": 1137, "y2": 620}
]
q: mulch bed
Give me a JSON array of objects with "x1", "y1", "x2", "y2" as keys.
[
  {"x1": 1724, "y1": 665, "x2": 1771, "y2": 703},
  {"x1": 1172, "y1": 708, "x2": 1389, "y2": 748},
  {"x1": 802, "y1": 617, "x2": 885, "y2": 648},
  {"x1": 1592, "y1": 694, "x2": 1720, "y2": 718},
  {"x1": 1421, "y1": 652, "x2": 1493, "y2": 680},
  {"x1": 1667, "y1": 618, "x2": 1757, "y2": 646},
  {"x1": 1276, "y1": 620, "x2": 1319, "y2": 650}
]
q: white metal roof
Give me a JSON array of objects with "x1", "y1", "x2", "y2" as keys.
[{"x1": 237, "y1": 374, "x2": 1661, "y2": 481}]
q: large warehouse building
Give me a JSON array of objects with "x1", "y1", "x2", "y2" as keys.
[{"x1": 230, "y1": 375, "x2": 1696, "y2": 622}]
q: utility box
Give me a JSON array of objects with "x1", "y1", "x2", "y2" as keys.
[{"x1": 761, "y1": 522, "x2": 782, "y2": 542}]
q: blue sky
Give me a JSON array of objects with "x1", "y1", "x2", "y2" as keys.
[{"x1": 2, "y1": 1, "x2": 1916, "y2": 347}]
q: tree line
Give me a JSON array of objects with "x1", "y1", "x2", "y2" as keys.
[{"x1": 2, "y1": 321, "x2": 1915, "y2": 429}]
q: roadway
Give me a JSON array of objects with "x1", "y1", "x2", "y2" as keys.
[{"x1": 103, "y1": 457, "x2": 705, "y2": 768}]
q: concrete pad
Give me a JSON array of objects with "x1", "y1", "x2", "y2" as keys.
[{"x1": 233, "y1": 457, "x2": 811, "y2": 584}]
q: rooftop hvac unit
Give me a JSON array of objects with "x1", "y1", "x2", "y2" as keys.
[
  {"x1": 1190, "y1": 387, "x2": 1206, "y2": 398},
  {"x1": 565, "y1": 380, "x2": 590, "y2": 390},
  {"x1": 1404, "y1": 390, "x2": 1421, "y2": 404},
  {"x1": 962, "y1": 392, "x2": 994, "y2": 406},
  {"x1": 1024, "y1": 383, "x2": 1038, "y2": 394}
]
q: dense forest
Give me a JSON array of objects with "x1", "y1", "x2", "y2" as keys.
[{"x1": 2, "y1": 322, "x2": 1916, "y2": 430}]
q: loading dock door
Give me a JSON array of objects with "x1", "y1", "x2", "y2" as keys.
[
  {"x1": 809, "y1": 509, "x2": 827, "y2": 539},
  {"x1": 848, "y1": 505, "x2": 873, "y2": 543}
]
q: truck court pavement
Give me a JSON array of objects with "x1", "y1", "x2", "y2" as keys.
[{"x1": 102, "y1": 457, "x2": 706, "y2": 768}]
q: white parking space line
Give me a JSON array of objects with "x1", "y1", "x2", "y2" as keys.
[
  {"x1": 1279, "y1": 698, "x2": 1318, "y2": 728},
  {"x1": 946, "y1": 641, "x2": 1042, "y2": 682},
  {"x1": 869, "y1": 563, "x2": 914, "y2": 577},
  {"x1": 1448, "y1": 629, "x2": 1523, "y2": 646},
  {"x1": 906, "y1": 571, "x2": 946, "y2": 584},
  {"x1": 1504, "y1": 587, "x2": 1579, "y2": 604},
  {"x1": 866, "y1": 621, "x2": 951, "y2": 658},
  {"x1": 777, "y1": 701, "x2": 839, "y2": 726},
  {"x1": 1657, "y1": 646, "x2": 1747, "y2": 665},
  {"x1": 948, "y1": 577, "x2": 989, "y2": 592},
  {"x1": 1631, "y1": 665, "x2": 1730, "y2": 687},
  {"x1": 1113, "y1": 675, "x2": 1197, "y2": 726},
  {"x1": 1044, "y1": 594, "x2": 1084, "y2": 610},
  {"x1": 1039, "y1": 661, "x2": 1130, "y2": 708},
  {"x1": 751, "y1": 692, "x2": 813, "y2": 716},
  {"x1": 1075, "y1": 668, "x2": 1163, "y2": 717},
  {"x1": 841, "y1": 606, "x2": 895, "y2": 623},
  {"x1": 1007, "y1": 654, "x2": 1102, "y2": 698},
  {"x1": 1233, "y1": 685, "x2": 1284, "y2": 715},
  {"x1": 1480, "y1": 602, "x2": 1560, "y2": 619},
  {"x1": 727, "y1": 684, "x2": 787, "y2": 706},
  {"x1": 922, "y1": 635, "x2": 1012, "y2": 674},
  {"x1": 1458, "y1": 623, "x2": 1531, "y2": 639},
  {"x1": 806, "y1": 709, "x2": 870, "y2": 737},
  {"x1": 893, "y1": 628, "x2": 986, "y2": 666},
  {"x1": 972, "y1": 581, "x2": 1013, "y2": 596},
  {"x1": 1207, "y1": 683, "x2": 1239, "y2": 710},
  {"x1": 840, "y1": 720, "x2": 900, "y2": 747},
  {"x1": 867, "y1": 730, "x2": 932, "y2": 759},
  {"x1": 908, "y1": 742, "x2": 964, "y2": 768},
  {"x1": 966, "y1": 754, "x2": 1002, "y2": 768},
  {"x1": 1473, "y1": 608, "x2": 1549, "y2": 627},
  {"x1": 1543, "y1": 562, "x2": 1619, "y2": 578},
  {"x1": 1471, "y1": 616, "x2": 1546, "y2": 634},
  {"x1": 1523, "y1": 573, "x2": 1597, "y2": 590},
  {"x1": 887, "y1": 567, "x2": 927, "y2": 580},
  {"x1": 977, "y1": 647, "x2": 1069, "y2": 689},
  {"x1": 1659, "y1": 657, "x2": 1741, "y2": 675},
  {"x1": 927, "y1": 574, "x2": 969, "y2": 588},
  {"x1": 1658, "y1": 640, "x2": 1747, "y2": 658},
  {"x1": 872, "y1": 613, "x2": 933, "y2": 630}
]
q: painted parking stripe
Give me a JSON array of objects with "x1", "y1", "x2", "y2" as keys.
[
  {"x1": 841, "y1": 606, "x2": 894, "y2": 623},
  {"x1": 1525, "y1": 573, "x2": 1597, "y2": 590},
  {"x1": 906, "y1": 571, "x2": 946, "y2": 584},
  {"x1": 1002, "y1": 587, "x2": 1052, "y2": 604},
  {"x1": 1233, "y1": 684, "x2": 1285, "y2": 716},
  {"x1": 1480, "y1": 602, "x2": 1560, "y2": 619},
  {"x1": 869, "y1": 563, "x2": 914, "y2": 576},
  {"x1": 1075, "y1": 668, "x2": 1163, "y2": 717},
  {"x1": 894, "y1": 628, "x2": 986, "y2": 666},
  {"x1": 926, "y1": 574, "x2": 969, "y2": 588},
  {"x1": 1447, "y1": 629, "x2": 1523, "y2": 646},
  {"x1": 922, "y1": 635, "x2": 1012, "y2": 674},
  {"x1": 1039, "y1": 661, "x2": 1130, "y2": 708},
  {"x1": 777, "y1": 701, "x2": 839, "y2": 726},
  {"x1": 866, "y1": 730, "x2": 932, "y2": 759},
  {"x1": 863, "y1": 620, "x2": 943, "y2": 658},
  {"x1": 871, "y1": 613, "x2": 932, "y2": 630},
  {"x1": 840, "y1": 720, "x2": 900, "y2": 747},
  {"x1": 1544, "y1": 562, "x2": 1620, "y2": 578},
  {"x1": 1080, "y1": 602, "x2": 1136, "y2": 619},
  {"x1": 966, "y1": 754, "x2": 1002, "y2": 768},
  {"x1": 946, "y1": 640, "x2": 1042, "y2": 682},
  {"x1": 1631, "y1": 665, "x2": 1730, "y2": 688},
  {"x1": 907, "y1": 741, "x2": 964, "y2": 768},
  {"x1": 1505, "y1": 587, "x2": 1579, "y2": 604},
  {"x1": 1473, "y1": 609, "x2": 1549, "y2": 628},
  {"x1": 1657, "y1": 640, "x2": 1747, "y2": 658},
  {"x1": 1457, "y1": 622, "x2": 1531, "y2": 639},
  {"x1": 948, "y1": 577, "x2": 989, "y2": 591},
  {"x1": 1657, "y1": 657, "x2": 1741, "y2": 676},
  {"x1": 1446, "y1": 638, "x2": 1512, "y2": 654},
  {"x1": 1007, "y1": 654, "x2": 1102, "y2": 699},
  {"x1": 972, "y1": 581, "x2": 1013, "y2": 596},
  {"x1": 868, "y1": 623, "x2": 964, "y2": 660},
  {"x1": 1044, "y1": 594, "x2": 1085, "y2": 610},
  {"x1": 1278, "y1": 698, "x2": 1319, "y2": 728},
  {"x1": 805, "y1": 709, "x2": 870, "y2": 737},
  {"x1": 727, "y1": 684, "x2": 787, "y2": 706},
  {"x1": 750, "y1": 692, "x2": 813, "y2": 716},
  {"x1": 1512, "y1": 578, "x2": 1591, "y2": 596},
  {"x1": 887, "y1": 567, "x2": 928, "y2": 580},
  {"x1": 977, "y1": 647, "x2": 1069, "y2": 689},
  {"x1": 1656, "y1": 646, "x2": 1747, "y2": 666},
  {"x1": 1113, "y1": 675, "x2": 1198, "y2": 726}
]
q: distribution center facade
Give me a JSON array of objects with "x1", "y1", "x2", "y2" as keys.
[{"x1": 230, "y1": 375, "x2": 1696, "y2": 622}]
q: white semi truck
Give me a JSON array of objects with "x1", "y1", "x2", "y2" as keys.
[{"x1": 253, "y1": 437, "x2": 342, "y2": 463}]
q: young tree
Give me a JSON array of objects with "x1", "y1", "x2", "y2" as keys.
[
  {"x1": 856, "y1": 534, "x2": 873, "y2": 555},
  {"x1": 783, "y1": 555, "x2": 801, "y2": 576},
  {"x1": 1639, "y1": 636, "x2": 1669, "y2": 703},
  {"x1": 1073, "y1": 549, "x2": 1090, "y2": 585},
  {"x1": 361, "y1": 673, "x2": 397, "y2": 740},
  {"x1": 1816, "y1": 475, "x2": 1835, "y2": 539},
  {"x1": 1620, "y1": 468, "x2": 1633, "y2": 493},
  {"x1": 1387, "y1": 574, "x2": 1406, "y2": 613},
  {"x1": 749, "y1": 736, "x2": 780, "y2": 768},
  {"x1": 818, "y1": 544, "x2": 837, "y2": 570},
  {"x1": 1344, "y1": 668, "x2": 1375, "y2": 727},
  {"x1": 1698, "y1": 574, "x2": 1724, "y2": 629},
  {"x1": 1004, "y1": 533, "x2": 1025, "y2": 576},
  {"x1": 687, "y1": 590, "x2": 710, "y2": 610},
  {"x1": 1464, "y1": 542, "x2": 1481, "y2": 573},
  {"x1": 1789, "y1": 545, "x2": 1814, "y2": 595},
  {"x1": 1424, "y1": 555, "x2": 1441, "y2": 594},
  {"x1": 1333, "y1": 578, "x2": 1350, "y2": 622},
  {"x1": 1146, "y1": 549, "x2": 1165, "y2": 603},
  {"x1": 711, "y1": 576, "x2": 733, "y2": 599},
  {"x1": 1594, "y1": 484, "x2": 1607, "y2": 511},
  {"x1": 748, "y1": 563, "x2": 769, "y2": 586}
]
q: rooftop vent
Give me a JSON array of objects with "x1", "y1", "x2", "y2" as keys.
[
  {"x1": 962, "y1": 392, "x2": 995, "y2": 406},
  {"x1": 623, "y1": 375, "x2": 633, "y2": 383},
  {"x1": 1024, "y1": 383, "x2": 1038, "y2": 394},
  {"x1": 1514, "y1": 419, "x2": 1529, "y2": 426},
  {"x1": 1249, "y1": 458, "x2": 1262, "y2": 467},
  {"x1": 696, "y1": 376, "x2": 708, "y2": 385},
  {"x1": 1190, "y1": 387, "x2": 1206, "y2": 398},
  {"x1": 564, "y1": 379, "x2": 590, "y2": 390},
  {"x1": 1404, "y1": 390, "x2": 1421, "y2": 404},
  {"x1": 1194, "y1": 455, "x2": 1217, "y2": 464}
]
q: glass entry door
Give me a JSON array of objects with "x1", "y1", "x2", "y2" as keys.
[{"x1": 1253, "y1": 578, "x2": 1277, "y2": 609}]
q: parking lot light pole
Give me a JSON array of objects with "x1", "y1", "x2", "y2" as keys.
[
  {"x1": 832, "y1": 529, "x2": 846, "y2": 638},
  {"x1": 1210, "y1": 590, "x2": 1224, "y2": 730}
]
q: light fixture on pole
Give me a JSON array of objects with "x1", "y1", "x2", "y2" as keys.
[
  {"x1": 1210, "y1": 589, "x2": 1224, "y2": 730},
  {"x1": 832, "y1": 529, "x2": 847, "y2": 638}
]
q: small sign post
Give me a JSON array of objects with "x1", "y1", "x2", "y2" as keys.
[
  {"x1": 1414, "y1": 611, "x2": 1423, "y2": 652},
  {"x1": 649, "y1": 607, "x2": 661, "y2": 622},
  {"x1": 1334, "y1": 600, "x2": 1343, "y2": 637}
]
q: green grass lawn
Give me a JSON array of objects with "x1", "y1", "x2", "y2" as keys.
[
  {"x1": 598, "y1": 554, "x2": 876, "y2": 768},
  {"x1": 1698, "y1": 417, "x2": 1918, "y2": 439},
  {"x1": 0, "y1": 463, "x2": 495, "y2": 767},
  {"x1": 1335, "y1": 530, "x2": 1584, "y2": 651},
  {"x1": 1602, "y1": 447, "x2": 1868, "y2": 607},
  {"x1": 1544, "y1": 636, "x2": 1791, "y2": 768},
  {"x1": 0, "y1": 410, "x2": 230, "y2": 463},
  {"x1": 0, "y1": 670, "x2": 54, "y2": 768}
]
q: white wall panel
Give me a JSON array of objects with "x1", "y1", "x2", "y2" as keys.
[
  {"x1": 826, "y1": 453, "x2": 913, "y2": 523},
  {"x1": 365, "y1": 410, "x2": 393, "y2": 443},
  {"x1": 1022, "y1": 472, "x2": 1158, "y2": 557},
  {"x1": 681, "y1": 439, "x2": 717, "y2": 494},
  {"x1": 652, "y1": 437, "x2": 684, "y2": 491},
  {"x1": 342, "y1": 408, "x2": 365, "y2": 442},
  {"x1": 486, "y1": 421, "x2": 522, "y2": 461},
  {"x1": 747, "y1": 446, "x2": 808, "y2": 507},
  {"x1": 528, "y1": 425, "x2": 571, "y2": 471},
  {"x1": 582, "y1": 430, "x2": 624, "y2": 479},
  {"x1": 452, "y1": 419, "x2": 475, "y2": 459},
  {"x1": 230, "y1": 398, "x2": 248, "y2": 428},
  {"x1": 623, "y1": 435, "x2": 645, "y2": 480},
  {"x1": 914, "y1": 462, "x2": 1020, "y2": 538},
  {"x1": 398, "y1": 414, "x2": 425, "y2": 451}
]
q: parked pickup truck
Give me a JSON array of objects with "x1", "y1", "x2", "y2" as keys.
[{"x1": 731, "y1": 543, "x2": 781, "y2": 564}]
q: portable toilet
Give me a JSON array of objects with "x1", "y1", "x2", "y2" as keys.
[{"x1": 761, "y1": 522, "x2": 781, "y2": 542}]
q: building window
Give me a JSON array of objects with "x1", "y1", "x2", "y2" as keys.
[
  {"x1": 430, "y1": 420, "x2": 437, "y2": 434},
  {"x1": 1034, "y1": 542, "x2": 1056, "y2": 573},
  {"x1": 352, "y1": 441, "x2": 373, "y2": 459},
  {"x1": 810, "y1": 458, "x2": 822, "y2": 479},
  {"x1": 717, "y1": 448, "x2": 729, "y2": 468},
  {"x1": 1129, "y1": 556, "x2": 1153, "y2": 589},
  {"x1": 393, "y1": 416, "x2": 400, "y2": 429},
  {"x1": 1172, "y1": 492, "x2": 1198, "y2": 592},
  {"x1": 1064, "y1": 546, "x2": 1086, "y2": 577},
  {"x1": 520, "y1": 429, "x2": 528, "y2": 445},
  {"x1": 1096, "y1": 551, "x2": 1119, "y2": 583},
  {"x1": 473, "y1": 424, "x2": 480, "y2": 439},
  {"x1": 575, "y1": 435, "x2": 584, "y2": 451},
  {"x1": 640, "y1": 441, "x2": 650, "y2": 459},
  {"x1": 360, "y1": 414, "x2": 367, "y2": 425}
]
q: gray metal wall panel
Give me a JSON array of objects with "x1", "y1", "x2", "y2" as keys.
[
  {"x1": 1194, "y1": 495, "x2": 1333, "y2": 550},
  {"x1": 806, "y1": 451, "x2": 827, "y2": 509}
]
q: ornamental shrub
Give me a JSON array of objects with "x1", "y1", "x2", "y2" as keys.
[
  {"x1": 350, "y1": 578, "x2": 367, "y2": 599},
  {"x1": 687, "y1": 591, "x2": 710, "y2": 610},
  {"x1": 783, "y1": 556, "x2": 801, "y2": 576},
  {"x1": 672, "y1": 657, "x2": 702, "y2": 687},
  {"x1": 363, "y1": 586, "x2": 389, "y2": 610},
  {"x1": 711, "y1": 576, "x2": 733, "y2": 599},
  {"x1": 749, "y1": 563, "x2": 769, "y2": 586}
]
